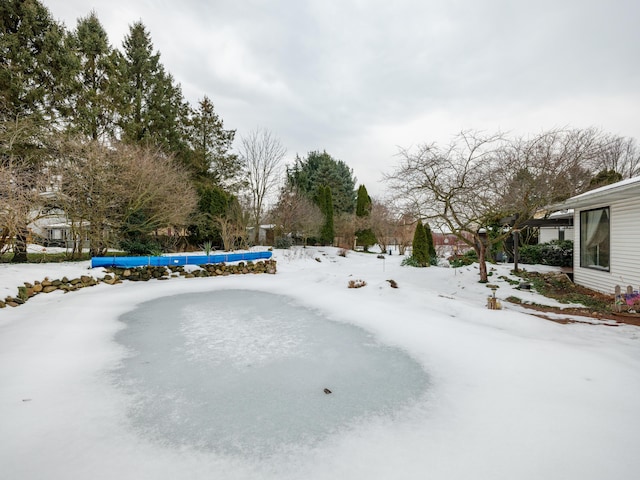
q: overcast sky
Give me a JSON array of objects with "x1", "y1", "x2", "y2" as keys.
[{"x1": 43, "y1": 0, "x2": 640, "y2": 197}]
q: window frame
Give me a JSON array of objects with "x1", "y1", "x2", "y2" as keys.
[{"x1": 579, "y1": 206, "x2": 610, "y2": 271}]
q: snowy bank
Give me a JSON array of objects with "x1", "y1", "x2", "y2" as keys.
[{"x1": 1, "y1": 247, "x2": 639, "y2": 480}]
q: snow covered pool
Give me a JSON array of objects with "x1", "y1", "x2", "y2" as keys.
[{"x1": 114, "y1": 289, "x2": 429, "y2": 457}]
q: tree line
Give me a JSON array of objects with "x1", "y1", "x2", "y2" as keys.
[
  {"x1": 0, "y1": 0, "x2": 370, "y2": 261},
  {"x1": 3, "y1": 1, "x2": 639, "y2": 270}
]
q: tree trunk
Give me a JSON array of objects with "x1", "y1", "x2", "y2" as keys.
[
  {"x1": 474, "y1": 234, "x2": 488, "y2": 282},
  {"x1": 11, "y1": 227, "x2": 29, "y2": 263}
]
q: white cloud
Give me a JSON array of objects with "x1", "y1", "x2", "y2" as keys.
[{"x1": 43, "y1": 0, "x2": 640, "y2": 196}]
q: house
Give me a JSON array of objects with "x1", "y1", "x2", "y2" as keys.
[
  {"x1": 536, "y1": 210, "x2": 574, "y2": 244},
  {"x1": 432, "y1": 232, "x2": 474, "y2": 257},
  {"x1": 551, "y1": 176, "x2": 640, "y2": 294},
  {"x1": 246, "y1": 224, "x2": 275, "y2": 246}
]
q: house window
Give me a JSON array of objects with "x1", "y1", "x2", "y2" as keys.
[{"x1": 580, "y1": 207, "x2": 610, "y2": 271}]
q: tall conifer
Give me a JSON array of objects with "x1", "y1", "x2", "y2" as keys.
[
  {"x1": 319, "y1": 186, "x2": 335, "y2": 245},
  {"x1": 412, "y1": 219, "x2": 429, "y2": 267},
  {"x1": 355, "y1": 184, "x2": 376, "y2": 251}
]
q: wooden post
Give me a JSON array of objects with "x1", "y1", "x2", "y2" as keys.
[{"x1": 513, "y1": 229, "x2": 519, "y2": 272}]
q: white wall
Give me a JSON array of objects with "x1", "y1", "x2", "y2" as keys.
[
  {"x1": 539, "y1": 226, "x2": 573, "y2": 244},
  {"x1": 572, "y1": 196, "x2": 640, "y2": 294}
]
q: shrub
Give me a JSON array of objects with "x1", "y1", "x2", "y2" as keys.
[
  {"x1": 519, "y1": 240, "x2": 573, "y2": 267},
  {"x1": 119, "y1": 239, "x2": 162, "y2": 256},
  {"x1": 274, "y1": 236, "x2": 293, "y2": 249},
  {"x1": 401, "y1": 255, "x2": 421, "y2": 267},
  {"x1": 412, "y1": 220, "x2": 430, "y2": 266},
  {"x1": 448, "y1": 249, "x2": 477, "y2": 268},
  {"x1": 402, "y1": 254, "x2": 438, "y2": 267}
]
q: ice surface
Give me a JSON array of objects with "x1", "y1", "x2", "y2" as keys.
[
  {"x1": 3, "y1": 248, "x2": 640, "y2": 479},
  {"x1": 114, "y1": 290, "x2": 429, "y2": 456}
]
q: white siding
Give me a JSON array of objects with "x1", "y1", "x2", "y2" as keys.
[
  {"x1": 573, "y1": 196, "x2": 640, "y2": 294},
  {"x1": 539, "y1": 226, "x2": 573, "y2": 244}
]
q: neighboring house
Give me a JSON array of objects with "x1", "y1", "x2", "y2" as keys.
[
  {"x1": 28, "y1": 212, "x2": 89, "y2": 249},
  {"x1": 247, "y1": 224, "x2": 275, "y2": 246},
  {"x1": 432, "y1": 232, "x2": 474, "y2": 257},
  {"x1": 536, "y1": 210, "x2": 574, "y2": 244},
  {"x1": 27, "y1": 191, "x2": 89, "y2": 249},
  {"x1": 552, "y1": 176, "x2": 640, "y2": 294}
]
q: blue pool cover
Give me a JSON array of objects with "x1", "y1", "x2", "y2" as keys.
[{"x1": 91, "y1": 251, "x2": 273, "y2": 269}]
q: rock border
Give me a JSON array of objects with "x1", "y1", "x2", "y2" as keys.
[{"x1": 0, "y1": 260, "x2": 277, "y2": 309}]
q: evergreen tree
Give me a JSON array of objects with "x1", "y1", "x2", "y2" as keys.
[
  {"x1": 589, "y1": 169, "x2": 622, "y2": 189},
  {"x1": 1, "y1": 0, "x2": 71, "y2": 125},
  {"x1": 412, "y1": 219, "x2": 430, "y2": 267},
  {"x1": 287, "y1": 150, "x2": 356, "y2": 213},
  {"x1": 0, "y1": 0, "x2": 72, "y2": 261},
  {"x1": 318, "y1": 186, "x2": 335, "y2": 245},
  {"x1": 423, "y1": 221, "x2": 436, "y2": 259},
  {"x1": 115, "y1": 21, "x2": 188, "y2": 152},
  {"x1": 188, "y1": 184, "x2": 232, "y2": 246},
  {"x1": 65, "y1": 11, "x2": 118, "y2": 141},
  {"x1": 187, "y1": 96, "x2": 242, "y2": 191},
  {"x1": 355, "y1": 184, "x2": 372, "y2": 216},
  {"x1": 355, "y1": 184, "x2": 376, "y2": 251}
]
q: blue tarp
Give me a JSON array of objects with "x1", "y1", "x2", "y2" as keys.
[{"x1": 91, "y1": 251, "x2": 273, "y2": 269}]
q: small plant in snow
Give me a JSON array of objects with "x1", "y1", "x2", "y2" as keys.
[
  {"x1": 348, "y1": 279, "x2": 367, "y2": 288},
  {"x1": 338, "y1": 248, "x2": 348, "y2": 257},
  {"x1": 201, "y1": 240, "x2": 213, "y2": 255}
]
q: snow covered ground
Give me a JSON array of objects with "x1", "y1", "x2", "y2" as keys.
[{"x1": 1, "y1": 246, "x2": 639, "y2": 480}]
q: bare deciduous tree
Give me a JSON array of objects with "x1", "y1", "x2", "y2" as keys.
[
  {"x1": 599, "y1": 135, "x2": 640, "y2": 179},
  {"x1": 334, "y1": 213, "x2": 357, "y2": 250},
  {"x1": 0, "y1": 161, "x2": 49, "y2": 257},
  {"x1": 499, "y1": 128, "x2": 606, "y2": 211},
  {"x1": 55, "y1": 139, "x2": 197, "y2": 256},
  {"x1": 240, "y1": 128, "x2": 286, "y2": 244},
  {"x1": 270, "y1": 185, "x2": 323, "y2": 246},
  {"x1": 369, "y1": 198, "x2": 396, "y2": 253},
  {"x1": 388, "y1": 131, "x2": 508, "y2": 281},
  {"x1": 215, "y1": 198, "x2": 249, "y2": 251},
  {"x1": 392, "y1": 213, "x2": 415, "y2": 256},
  {"x1": 387, "y1": 128, "x2": 613, "y2": 281}
]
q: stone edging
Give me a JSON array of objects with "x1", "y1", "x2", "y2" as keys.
[{"x1": 0, "y1": 260, "x2": 277, "y2": 309}]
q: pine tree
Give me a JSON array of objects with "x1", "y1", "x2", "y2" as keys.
[
  {"x1": 412, "y1": 219, "x2": 429, "y2": 267},
  {"x1": 116, "y1": 21, "x2": 188, "y2": 152},
  {"x1": 0, "y1": 0, "x2": 71, "y2": 262},
  {"x1": 319, "y1": 186, "x2": 335, "y2": 245},
  {"x1": 355, "y1": 184, "x2": 376, "y2": 251},
  {"x1": 65, "y1": 12, "x2": 118, "y2": 141},
  {"x1": 187, "y1": 96, "x2": 241, "y2": 190},
  {"x1": 1, "y1": 0, "x2": 70, "y2": 125}
]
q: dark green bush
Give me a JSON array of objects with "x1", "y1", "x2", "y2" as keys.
[
  {"x1": 401, "y1": 256, "x2": 422, "y2": 267},
  {"x1": 412, "y1": 220, "x2": 430, "y2": 266},
  {"x1": 448, "y1": 249, "x2": 477, "y2": 268},
  {"x1": 274, "y1": 236, "x2": 293, "y2": 249},
  {"x1": 519, "y1": 240, "x2": 573, "y2": 267},
  {"x1": 119, "y1": 239, "x2": 162, "y2": 256}
]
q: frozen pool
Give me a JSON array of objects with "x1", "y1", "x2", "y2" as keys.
[{"x1": 114, "y1": 290, "x2": 429, "y2": 457}]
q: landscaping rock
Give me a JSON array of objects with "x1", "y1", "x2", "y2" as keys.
[{"x1": 2, "y1": 259, "x2": 278, "y2": 311}]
